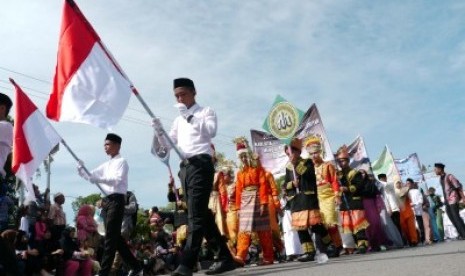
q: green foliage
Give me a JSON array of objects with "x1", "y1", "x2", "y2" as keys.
[
  {"x1": 133, "y1": 208, "x2": 150, "y2": 241},
  {"x1": 71, "y1": 193, "x2": 102, "y2": 215}
]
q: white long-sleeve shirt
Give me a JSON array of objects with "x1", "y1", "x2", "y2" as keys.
[
  {"x1": 168, "y1": 103, "x2": 217, "y2": 158},
  {"x1": 91, "y1": 154, "x2": 129, "y2": 195},
  {"x1": 0, "y1": 121, "x2": 13, "y2": 177},
  {"x1": 379, "y1": 181, "x2": 400, "y2": 213}
]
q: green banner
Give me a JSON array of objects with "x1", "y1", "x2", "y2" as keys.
[{"x1": 262, "y1": 95, "x2": 304, "y2": 145}]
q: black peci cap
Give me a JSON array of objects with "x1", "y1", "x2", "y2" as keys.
[
  {"x1": 173, "y1": 78, "x2": 195, "y2": 90},
  {"x1": 105, "y1": 133, "x2": 122, "y2": 144}
]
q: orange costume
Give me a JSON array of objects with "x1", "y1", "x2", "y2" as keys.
[
  {"x1": 264, "y1": 171, "x2": 284, "y2": 254},
  {"x1": 396, "y1": 185, "x2": 418, "y2": 246},
  {"x1": 234, "y1": 137, "x2": 274, "y2": 265}
]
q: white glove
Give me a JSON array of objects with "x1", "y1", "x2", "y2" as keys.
[
  {"x1": 78, "y1": 166, "x2": 90, "y2": 181},
  {"x1": 89, "y1": 175, "x2": 99, "y2": 184},
  {"x1": 152, "y1": 117, "x2": 164, "y2": 136},
  {"x1": 174, "y1": 103, "x2": 192, "y2": 121}
]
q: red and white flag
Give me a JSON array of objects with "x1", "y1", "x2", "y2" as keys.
[
  {"x1": 11, "y1": 79, "x2": 62, "y2": 200},
  {"x1": 46, "y1": 0, "x2": 132, "y2": 129}
]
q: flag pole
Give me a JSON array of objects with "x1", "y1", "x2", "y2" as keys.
[
  {"x1": 65, "y1": 0, "x2": 186, "y2": 163},
  {"x1": 60, "y1": 139, "x2": 108, "y2": 196},
  {"x1": 131, "y1": 87, "x2": 186, "y2": 162}
]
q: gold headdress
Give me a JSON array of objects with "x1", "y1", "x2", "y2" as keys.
[
  {"x1": 336, "y1": 144, "x2": 350, "y2": 160},
  {"x1": 304, "y1": 136, "x2": 322, "y2": 154}
]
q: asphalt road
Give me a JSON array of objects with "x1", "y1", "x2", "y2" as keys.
[{"x1": 195, "y1": 240, "x2": 465, "y2": 276}]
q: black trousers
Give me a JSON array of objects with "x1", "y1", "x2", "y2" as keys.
[
  {"x1": 446, "y1": 203, "x2": 465, "y2": 238},
  {"x1": 415, "y1": 215, "x2": 425, "y2": 243},
  {"x1": 390, "y1": 211, "x2": 402, "y2": 236},
  {"x1": 99, "y1": 193, "x2": 139, "y2": 276},
  {"x1": 178, "y1": 154, "x2": 232, "y2": 269},
  {"x1": 297, "y1": 223, "x2": 329, "y2": 253}
]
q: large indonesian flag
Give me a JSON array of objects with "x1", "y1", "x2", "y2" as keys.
[
  {"x1": 11, "y1": 79, "x2": 62, "y2": 200},
  {"x1": 46, "y1": 0, "x2": 132, "y2": 129}
]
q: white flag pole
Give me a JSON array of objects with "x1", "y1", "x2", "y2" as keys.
[{"x1": 60, "y1": 139, "x2": 108, "y2": 196}]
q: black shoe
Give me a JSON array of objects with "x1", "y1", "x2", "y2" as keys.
[
  {"x1": 205, "y1": 259, "x2": 236, "y2": 275},
  {"x1": 355, "y1": 246, "x2": 367, "y2": 254},
  {"x1": 171, "y1": 265, "x2": 193, "y2": 276},
  {"x1": 326, "y1": 245, "x2": 340, "y2": 258},
  {"x1": 297, "y1": 253, "x2": 315, "y2": 262},
  {"x1": 128, "y1": 266, "x2": 143, "y2": 276}
]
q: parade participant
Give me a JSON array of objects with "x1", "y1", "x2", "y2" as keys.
[
  {"x1": 209, "y1": 146, "x2": 228, "y2": 237},
  {"x1": 394, "y1": 179, "x2": 418, "y2": 246},
  {"x1": 284, "y1": 138, "x2": 333, "y2": 262},
  {"x1": 377, "y1": 174, "x2": 402, "y2": 238},
  {"x1": 233, "y1": 137, "x2": 274, "y2": 266},
  {"x1": 112, "y1": 190, "x2": 139, "y2": 274},
  {"x1": 304, "y1": 136, "x2": 342, "y2": 256},
  {"x1": 335, "y1": 145, "x2": 369, "y2": 254},
  {"x1": 280, "y1": 193, "x2": 303, "y2": 261},
  {"x1": 427, "y1": 187, "x2": 444, "y2": 241},
  {"x1": 77, "y1": 133, "x2": 142, "y2": 276},
  {"x1": 152, "y1": 78, "x2": 235, "y2": 275},
  {"x1": 252, "y1": 154, "x2": 284, "y2": 260},
  {"x1": 406, "y1": 179, "x2": 426, "y2": 244},
  {"x1": 0, "y1": 92, "x2": 13, "y2": 179},
  {"x1": 223, "y1": 167, "x2": 239, "y2": 253},
  {"x1": 434, "y1": 163, "x2": 465, "y2": 239},
  {"x1": 375, "y1": 174, "x2": 403, "y2": 248},
  {"x1": 360, "y1": 170, "x2": 388, "y2": 251}
]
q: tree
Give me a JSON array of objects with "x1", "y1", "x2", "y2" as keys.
[
  {"x1": 71, "y1": 193, "x2": 102, "y2": 215},
  {"x1": 133, "y1": 208, "x2": 150, "y2": 241}
]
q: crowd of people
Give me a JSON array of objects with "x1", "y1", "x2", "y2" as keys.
[
  {"x1": 1, "y1": 78, "x2": 465, "y2": 276},
  {"x1": 1, "y1": 141, "x2": 464, "y2": 276}
]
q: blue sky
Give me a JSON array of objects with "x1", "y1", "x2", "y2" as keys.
[{"x1": 1, "y1": 1, "x2": 465, "y2": 220}]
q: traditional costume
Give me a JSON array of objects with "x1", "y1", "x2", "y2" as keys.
[
  {"x1": 284, "y1": 138, "x2": 333, "y2": 262},
  {"x1": 335, "y1": 145, "x2": 369, "y2": 253},
  {"x1": 304, "y1": 137, "x2": 342, "y2": 255},
  {"x1": 223, "y1": 168, "x2": 239, "y2": 250},
  {"x1": 264, "y1": 169, "x2": 284, "y2": 258},
  {"x1": 394, "y1": 180, "x2": 418, "y2": 246},
  {"x1": 209, "y1": 170, "x2": 228, "y2": 236},
  {"x1": 233, "y1": 137, "x2": 274, "y2": 265}
]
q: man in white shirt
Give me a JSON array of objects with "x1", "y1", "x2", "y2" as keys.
[
  {"x1": 0, "y1": 93, "x2": 13, "y2": 179},
  {"x1": 377, "y1": 174, "x2": 402, "y2": 235},
  {"x1": 406, "y1": 178, "x2": 425, "y2": 244},
  {"x1": 153, "y1": 78, "x2": 235, "y2": 276},
  {"x1": 78, "y1": 133, "x2": 141, "y2": 276}
]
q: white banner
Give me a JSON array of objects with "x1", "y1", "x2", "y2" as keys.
[
  {"x1": 251, "y1": 129, "x2": 288, "y2": 176},
  {"x1": 394, "y1": 153, "x2": 423, "y2": 183},
  {"x1": 294, "y1": 104, "x2": 334, "y2": 162},
  {"x1": 347, "y1": 135, "x2": 372, "y2": 173}
]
